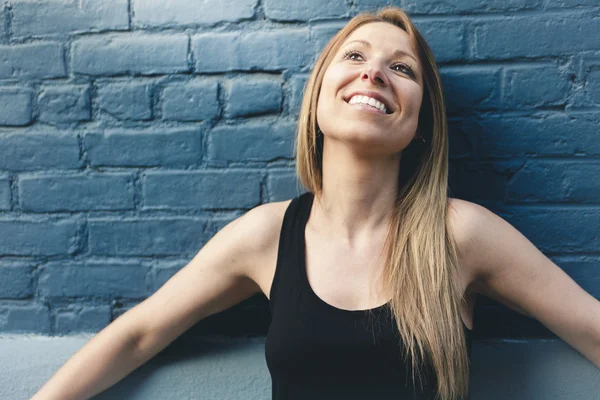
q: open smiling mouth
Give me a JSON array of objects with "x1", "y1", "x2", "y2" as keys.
[{"x1": 343, "y1": 95, "x2": 393, "y2": 115}]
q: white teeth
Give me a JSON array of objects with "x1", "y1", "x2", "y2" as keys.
[{"x1": 348, "y1": 95, "x2": 387, "y2": 113}]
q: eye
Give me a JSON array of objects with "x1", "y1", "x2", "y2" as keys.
[
  {"x1": 342, "y1": 49, "x2": 364, "y2": 61},
  {"x1": 392, "y1": 62, "x2": 415, "y2": 77}
]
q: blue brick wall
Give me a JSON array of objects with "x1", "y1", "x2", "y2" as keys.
[{"x1": 0, "y1": 0, "x2": 598, "y2": 336}]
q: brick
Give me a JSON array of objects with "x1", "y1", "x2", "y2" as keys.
[
  {"x1": 403, "y1": 0, "x2": 540, "y2": 13},
  {"x1": 149, "y1": 261, "x2": 186, "y2": 292},
  {"x1": 0, "y1": 219, "x2": 78, "y2": 256},
  {"x1": 72, "y1": 33, "x2": 189, "y2": 76},
  {"x1": 0, "y1": 175, "x2": 9, "y2": 210},
  {"x1": 585, "y1": 70, "x2": 600, "y2": 105},
  {"x1": 88, "y1": 218, "x2": 212, "y2": 256},
  {"x1": 11, "y1": 0, "x2": 128, "y2": 37},
  {"x1": 54, "y1": 305, "x2": 112, "y2": 334},
  {"x1": 543, "y1": 0, "x2": 599, "y2": 8},
  {"x1": 504, "y1": 65, "x2": 570, "y2": 108},
  {"x1": 0, "y1": 42, "x2": 66, "y2": 79},
  {"x1": 474, "y1": 14, "x2": 600, "y2": 60},
  {"x1": 96, "y1": 82, "x2": 152, "y2": 121},
  {"x1": 142, "y1": 170, "x2": 261, "y2": 209},
  {"x1": 192, "y1": 29, "x2": 312, "y2": 73},
  {"x1": 351, "y1": 0, "x2": 401, "y2": 12},
  {"x1": 0, "y1": 264, "x2": 33, "y2": 299},
  {"x1": 225, "y1": 78, "x2": 282, "y2": 118},
  {"x1": 133, "y1": 0, "x2": 256, "y2": 27},
  {"x1": 162, "y1": 81, "x2": 219, "y2": 121},
  {"x1": 83, "y1": 128, "x2": 203, "y2": 167},
  {"x1": 39, "y1": 262, "x2": 149, "y2": 298},
  {"x1": 439, "y1": 66, "x2": 501, "y2": 113},
  {"x1": 38, "y1": 85, "x2": 91, "y2": 123},
  {"x1": 267, "y1": 171, "x2": 304, "y2": 202},
  {"x1": 448, "y1": 118, "x2": 476, "y2": 159},
  {"x1": 449, "y1": 160, "x2": 523, "y2": 202},
  {"x1": 497, "y1": 206, "x2": 600, "y2": 253},
  {"x1": 310, "y1": 22, "x2": 346, "y2": 56},
  {"x1": 208, "y1": 121, "x2": 295, "y2": 161},
  {"x1": 0, "y1": 131, "x2": 80, "y2": 171},
  {"x1": 551, "y1": 256, "x2": 600, "y2": 299},
  {"x1": 264, "y1": 0, "x2": 348, "y2": 21},
  {"x1": 0, "y1": 88, "x2": 34, "y2": 126},
  {"x1": 0, "y1": 303, "x2": 51, "y2": 333},
  {"x1": 413, "y1": 19, "x2": 466, "y2": 63},
  {"x1": 287, "y1": 74, "x2": 308, "y2": 115},
  {"x1": 19, "y1": 173, "x2": 135, "y2": 212},
  {"x1": 507, "y1": 160, "x2": 600, "y2": 203},
  {"x1": 475, "y1": 113, "x2": 600, "y2": 157}
]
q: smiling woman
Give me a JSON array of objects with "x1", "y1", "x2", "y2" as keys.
[{"x1": 291, "y1": 10, "x2": 472, "y2": 399}]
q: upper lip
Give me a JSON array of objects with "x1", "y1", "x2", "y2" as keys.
[{"x1": 344, "y1": 90, "x2": 394, "y2": 114}]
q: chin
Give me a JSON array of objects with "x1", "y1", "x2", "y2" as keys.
[{"x1": 324, "y1": 128, "x2": 407, "y2": 156}]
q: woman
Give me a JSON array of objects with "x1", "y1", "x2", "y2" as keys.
[{"x1": 32, "y1": 6, "x2": 600, "y2": 400}]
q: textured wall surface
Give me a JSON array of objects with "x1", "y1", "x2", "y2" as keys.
[{"x1": 0, "y1": 0, "x2": 599, "y2": 342}]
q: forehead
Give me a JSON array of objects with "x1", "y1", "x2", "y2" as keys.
[{"x1": 340, "y1": 22, "x2": 416, "y2": 58}]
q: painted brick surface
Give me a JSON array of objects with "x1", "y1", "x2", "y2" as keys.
[
  {"x1": 72, "y1": 34, "x2": 189, "y2": 76},
  {"x1": 473, "y1": 13, "x2": 600, "y2": 59},
  {"x1": 0, "y1": 131, "x2": 81, "y2": 171},
  {"x1": 83, "y1": 128, "x2": 204, "y2": 167},
  {"x1": 263, "y1": 0, "x2": 348, "y2": 21},
  {"x1": 208, "y1": 121, "x2": 295, "y2": 161},
  {"x1": 142, "y1": 170, "x2": 261, "y2": 209},
  {"x1": 132, "y1": 0, "x2": 257, "y2": 27},
  {"x1": 267, "y1": 170, "x2": 304, "y2": 202},
  {"x1": 286, "y1": 74, "x2": 308, "y2": 115},
  {"x1": 0, "y1": 88, "x2": 34, "y2": 126},
  {"x1": 0, "y1": 263, "x2": 33, "y2": 299},
  {"x1": 0, "y1": 10, "x2": 4, "y2": 42},
  {"x1": 38, "y1": 85, "x2": 92, "y2": 123},
  {"x1": 161, "y1": 81, "x2": 219, "y2": 121},
  {"x1": 0, "y1": 42, "x2": 66, "y2": 79},
  {"x1": 0, "y1": 175, "x2": 10, "y2": 210},
  {"x1": 225, "y1": 78, "x2": 282, "y2": 117},
  {"x1": 402, "y1": 0, "x2": 541, "y2": 13},
  {"x1": 38, "y1": 262, "x2": 150, "y2": 299},
  {"x1": 88, "y1": 218, "x2": 212, "y2": 256},
  {"x1": 0, "y1": 0, "x2": 598, "y2": 339},
  {"x1": 192, "y1": 29, "x2": 312, "y2": 72},
  {"x1": 96, "y1": 82, "x2": 153, "y2": 121},
  {"x1": 0, "y1": 304, "x2": 51, "y2": 333},
  {"x1": 54, "y1": 305, "x2": 112, "y2": 334},
  {"x1": 11, "y1": 0, "x2": 129, "y2": 37},
  {"x1": 0, "y1": 219, "x2": 79, "y2": 256},
  {"x1": 19, "y1": 173, "x2": 135, "y2": 212}
]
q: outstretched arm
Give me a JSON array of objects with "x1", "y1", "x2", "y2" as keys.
[{"x1": 450, "y1": 199, "x2": 600, "y2": 368}]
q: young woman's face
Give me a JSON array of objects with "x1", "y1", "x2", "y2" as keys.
[{"x1": 316, "y1": 22, "x2": 424, "y2": 156}]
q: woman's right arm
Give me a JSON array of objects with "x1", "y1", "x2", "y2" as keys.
[{"x1": 30, "y1": 202, "x2": 283, "y2": 400}]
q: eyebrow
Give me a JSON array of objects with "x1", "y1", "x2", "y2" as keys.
[{"x1": 342, "y1": 39, "x2": 418, "y2": 64}]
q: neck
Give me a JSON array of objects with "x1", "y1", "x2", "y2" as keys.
[{"x1": 311, "y1": 138, "x2": 401, "y2": 246}]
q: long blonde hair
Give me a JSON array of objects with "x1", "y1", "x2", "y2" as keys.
[{"x1": 295, "y1": 7, "x2": 469, "y2": 400}]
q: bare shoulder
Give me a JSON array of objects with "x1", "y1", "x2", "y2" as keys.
[
  {"x1": 221, "y1": 199, "x2": 292, "y2": 282},
  {"x1": 446, "y1": 197, "x2": 493, "y2": 287},
  {"x1": 227, "y1": 200, "x2": 291, "y2": 252}
]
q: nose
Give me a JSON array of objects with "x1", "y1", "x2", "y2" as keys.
[{"x1": 361, "y1": 65, "x2": 387, "y2": 86}]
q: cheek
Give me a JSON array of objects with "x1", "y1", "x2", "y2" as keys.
[{"x1": 400, "y1": 85, "x2": 423, "y2": 115}]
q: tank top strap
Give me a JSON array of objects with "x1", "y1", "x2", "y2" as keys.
[{"x1": 269, "y1": 192, "x2": 314, "y2": 312}]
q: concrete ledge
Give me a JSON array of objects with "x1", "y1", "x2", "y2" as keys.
[{"x1": 2, "y1": 336, "x2": 599, "y2": 400}]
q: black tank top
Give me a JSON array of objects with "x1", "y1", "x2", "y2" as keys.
[{"x1": 265, "y1": 192, "x2": 472, "y2": 400}]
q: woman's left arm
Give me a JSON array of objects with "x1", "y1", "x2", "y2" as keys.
[{"x1": 450, "y1": 199, "x2": 600, "y2": 368}]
